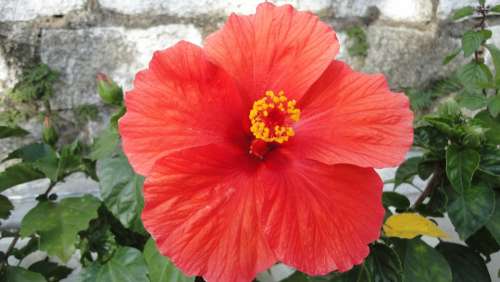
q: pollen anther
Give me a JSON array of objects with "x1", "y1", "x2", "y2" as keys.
[{"x1": 249, "y1": 90, "x2": 300, "y2": 144}]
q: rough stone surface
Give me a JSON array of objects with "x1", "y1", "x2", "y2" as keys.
[
  {"x1": 41, "y1": 25, "x2": 202, "y2": 109},
  {"x1": 362, "y1": 24, "x2": 463, "y2": 88},
  {"x1": 0, "y1": 0, "x2": 86, "y2": 22},
  {"x1": 437, "y1": 0, "x2": 500, "y2": 19},
  {"x1": 332, "y1": 0, "x2": 433, "y2": 23},
  {"x1": 98, "y1": 0, "x2": 331, "y2": 16}
]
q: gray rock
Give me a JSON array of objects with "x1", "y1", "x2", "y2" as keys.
[
  {"x1": 332, "y1": 0, "x2": 433, "y2": 23},
  {"x1": 362, "y1": 24, "x2": 463, "y2": 88},
  {"x1": 41, "y1": 25, "x2": 202, "y2": 109},
  {"x1": 98, "y1": 0, "x2": 332, "y2": 17},
  {"x1": 0, "y1": 0, "x2": 86, "y2": 22}
]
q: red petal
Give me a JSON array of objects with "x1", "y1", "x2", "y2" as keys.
[
  {"x1": 204, "y1": 2, "x2": 339, "y2": 105},
  {"x1": 261, "y1": 153, "x2": 384, "y2": 274},
  {"x1": 290, "y1": 60, "x2": 414, "y2": 168},
  {"x1": 119, "y1": 41, "x2": 244, "y2": 176},
  {"x1": 142, "y1": 144, "x2": 276, "y2": 282}
]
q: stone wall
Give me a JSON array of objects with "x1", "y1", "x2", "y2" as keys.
[{"x1": 1, "y1": 0, "x2": 500, "y2": 148}]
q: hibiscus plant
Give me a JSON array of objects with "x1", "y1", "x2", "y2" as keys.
[{"x1": 0, "y1": 1, "x2": 500, "y2": 282}]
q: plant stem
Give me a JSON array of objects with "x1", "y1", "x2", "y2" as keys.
[
  {"x1": 41, "y1": 181, "x2": 56, "y2": 199},
  {"x1": 0, "y1": 234, "x2": 19, "y2": 273},
  {"x1": 412, "y1": 166, "x2": 443, "y2": 208}
]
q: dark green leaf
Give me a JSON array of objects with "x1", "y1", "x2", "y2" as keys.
[
  {"x1": 446, "y1": 145, "x2": 480, "y2": 193},
  {"x1": 90, "y1": 127, "x2": 120, "y2": 160},
  {"x1": 4, "y1": 266, "x2": 46, "y2": 282},
  {"x1": 395, "y1": 157, "x2": 422, "y2": 187},
  {"x1": 0, "y1": 125, "x2": 28, "y2": 139},
  {"x1": 462, "y1": 30, "x2": 491, "y2": 57},
  {"x1": 443, "y1": 48, "x2": 462, "y2": 65},
  {"x1": 364, "y1": 243, "x2": 403, "y2": 282},
  {"x1": 97, "y1": 153, "x2": 144, "y2": 230},
  {"x1": 488, "y1": 95, "x2": 500, "y2": 117},
  {"x1": 417, "y1": 160, "x2": 436, "y2": 180},
  {"x1": 382, "y1": 192, "x2": 410, "y2": 211},
  {"x1": 0, "y1": 163, "x2": 45, "y2": 193},
  {"x1": 0, "y1": 194, "x2": 14, "y2": 219},
  {"x1": 491, "y1": 4, "x2": 500, "y2": 13},
  {"x1": 398, "y1": 238, "x2": 452, "y2": 282},
  {"x1": 474, "y1": 110, "x2": 500, "y2": 145},
  {"x1": 79, "y1": 247, "x2": 149, "y2": 282},
  {"x1": 447, "y1": 185, "x2": 495, "y2": 239},
  {"x1": 20, "y1": 195, "x2": 101, "y2": 262},
  {"x1": 486, "y1": 191, "x2": 500, "y2": 244},
  {"x1": 466, "y1": 227, "x2": 500, "y2": 259},
  {"x1": 479, "y1": 148, "x2": 500, "y2": 177},
  {"x1": 29, "y1": 258, "x2": 73, "y2": 282},
  {"x1": 436, "y1": 242, "x2": 490, "y2": 282},
  {"x1": 144, "y1": 239, "x2": 194, "y2": 282},
  {"x1": 3, "y1": 143, "x2": 54, "y2": 163},
  {"x1": 416, "y1": 185, "x2": 448, "y2": 217},
  {"x1": 424, "y1": 116, "x2": 461, "y2": 138},
  {"x1": 452, "y1": 6, "x2": 475, "y2": 20},
  {"x1": 413, "y1": 126, "x2": 448, "y2": 151}
]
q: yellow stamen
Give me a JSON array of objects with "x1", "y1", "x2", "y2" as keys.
[{"x1": 249, "y1": 90, "x2": 300, "y2": 143}]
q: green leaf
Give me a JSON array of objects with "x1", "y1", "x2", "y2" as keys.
[
  {"x1": 144, "y1": 239, "x2": 194, "y2": 282},
  {"x1": 446, "y1": 145, "x2": 480, "y2": 193},
  {"x1": 382, "y1": 192, "x2": 410, "y2": 211},
  {"x1": 457, "y1": 62, "x2": 493, "y2": 91},
  {"x1": 462, "y1": 30, "x2": 491, "y2": 57},
  {"x1": 456, "y1": 91, "x2": 487, "y2": 110},
  {"x1": 436, "y1": 242, "x2": 490, "y2": 282},
  {"x1": 0, "y1": 194, "x2": 14, "y2": 219},
  {"x1": 452, "y1": 6, "x2": 475, "y2": 20},
  {"x1": 474, "y1": 110, "x2": 500, "y2": 145},
  {"x1": 79, "y1": 247, "x2": 149, "y2": 282},
  {"x1": 443, "y1": 48, "x2": 462, "y2": 65},
  {"x1": 491, "y1": 4, "x2": 500, "y2": 13},
  {"x1": 395, "y1": 157, "x2": 422, "y2": 187},
  {"x1": 416, "y1": 186, "x2": 448, "y2": 217},
  {"x1": 397, "y1": 238, "x2": 452, "y2": 282},
  {"x1": 0, "y1": 125, "x2": 28, "y2": 139},
  {"x1": 486, "y1": 191, "x2": 500, "y2": 244},
  {"x1": 364, "y1": 243, "x2": 403, "y2": 282},
  {"x1": 479, "y1": 148, "x2": 500, "y2": 176},
  {"x1": 90, "y1": 127, "x2": 120, "y2": 160},
  {"x1": 20, "y1": 195, "x2": 101, "y2": 262},
  {"x1": 0, "y1": 163, "x2": 45, "y2": 193},
  {"x1": 447, "y1": 185, "x2": 495, "y2": 239},
  {"x1": 466, "y1": 227, "x2": 500, "y2": 259},
  {"x1": 488, "y1": 95, "x2": 500, "y2": 117},
  {"x1": 28, "y1": 258, "x2": 73, "y2": 281},
  {"x1": 4, "y1": 266, "x2": 46, "y2": 282},
  {"x1": 485, "y1": 44, "x2": 500, "y2": 80},
  {"x1": 3, "y1": 143, "x2": 54, "y2": 163},
  {"x1": 97, "y1": 153, "x2": 144, "y2": 229}
]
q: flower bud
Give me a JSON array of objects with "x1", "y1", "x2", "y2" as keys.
[
  {"x1": 97, "y1": 73, "x2": 123, "y2": 105},
  {"x1": 42, "y1": 116, "x2": 58, "y2": 146}
]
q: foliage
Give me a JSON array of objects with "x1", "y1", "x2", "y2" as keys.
[
  {"x1": 346, "y1": 26, "x2": 369, "y2": 58},
  {"x1": 0, "y1": 1, "x2": 499, "y2": 281}
]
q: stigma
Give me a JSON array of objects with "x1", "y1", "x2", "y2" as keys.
[{"x1": 249, "y1": 90, "x2": 300, "y2": 144}]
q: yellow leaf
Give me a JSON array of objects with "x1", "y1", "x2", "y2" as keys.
[{"x1": 383, "y1": 213, "x2": 448, "y2": 239}]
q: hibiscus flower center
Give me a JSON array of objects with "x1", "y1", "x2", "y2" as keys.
[{"x1": 248, "y1": 90, "x2": 300, "y2": 158}]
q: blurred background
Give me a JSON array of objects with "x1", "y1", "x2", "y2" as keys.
[{"x1": 1, "y1": 0, "x2": 500, "y2": 281}]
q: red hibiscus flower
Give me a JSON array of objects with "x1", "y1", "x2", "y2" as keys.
[{"x1": 119, "y1": 2, "x2": 413, "y2": 282}]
